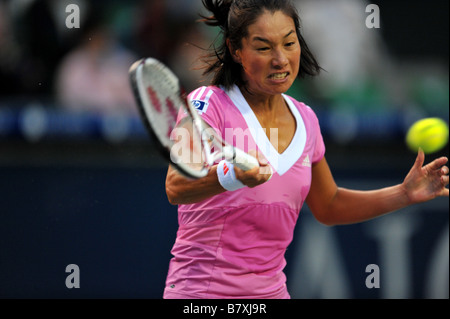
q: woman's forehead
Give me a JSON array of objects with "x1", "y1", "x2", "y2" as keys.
[{"x1": 246, "y1": 11, "x2": 296, "y2": 41}]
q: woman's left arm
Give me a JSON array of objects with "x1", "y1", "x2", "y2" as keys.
[{"x1": 306, "y1": 150, "x2": 449, "y2": 226}]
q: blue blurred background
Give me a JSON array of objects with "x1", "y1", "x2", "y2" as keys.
[{"x1": 0, "y1": 0, "x2": 448, "y2": 299}]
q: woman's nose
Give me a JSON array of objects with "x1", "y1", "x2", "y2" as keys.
[{"x1": 272, "y1": 49, "x2": 288, "y2": 68}]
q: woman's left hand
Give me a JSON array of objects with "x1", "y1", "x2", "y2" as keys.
[{"x1": 402, "y1": 149, "x2": 449, "y2": 204}]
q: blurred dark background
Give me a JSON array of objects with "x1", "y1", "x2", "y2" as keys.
[{"x1": 0, "y1": 0, "x2": 448, "y2": 299}]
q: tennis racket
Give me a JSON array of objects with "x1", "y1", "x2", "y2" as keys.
[{"x1": 129, "y1": 57, "x2": 260, "y2": 179}]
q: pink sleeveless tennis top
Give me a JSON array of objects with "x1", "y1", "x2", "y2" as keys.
[{"x1": 164, "y1": 85, "x2": 326, "y2": 299}]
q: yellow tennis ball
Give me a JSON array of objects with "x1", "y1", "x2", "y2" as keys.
[{"x1": 406, "y1": 117, "x2": 449, "y2": 154}]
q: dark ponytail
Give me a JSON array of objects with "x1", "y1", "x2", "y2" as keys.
[
  {"x1": 199, "y1": 0, "x2": 321, "y2": 90},
  {"x1": 201, "y1": 0, "x2": 233, "y2": 30},
  {"x1": 200, "y1": 0, "x2": 243, "y2": 89}
]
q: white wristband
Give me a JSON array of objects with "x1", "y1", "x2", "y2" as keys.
[{"x1": 217, "y1": 160, "x2": 246, "y2": 192}]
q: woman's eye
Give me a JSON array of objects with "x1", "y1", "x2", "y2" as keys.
[
  {"x1": 257, "y1": 47, "x2": 270, "y2": 52},
  {"x1": 286, "y1": 42, "x2": 296, "y2": 47}
]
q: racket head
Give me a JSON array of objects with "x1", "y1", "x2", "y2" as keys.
[{"x1": 129, "y1": 58, "x2": 210, "y2": 179}]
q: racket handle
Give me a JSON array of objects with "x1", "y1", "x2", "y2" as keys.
[{"x1": 232, "y1": 147, "x2": 260, "y2": 171}]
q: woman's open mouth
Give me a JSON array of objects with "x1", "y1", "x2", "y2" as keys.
[{"x1": 269, "y1": 72, "x2": 289, "y2": 80}]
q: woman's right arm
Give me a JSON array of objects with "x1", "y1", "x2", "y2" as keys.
[
  {"x1": 165, "y1": 154, "x2": 272, "y2": 205},
  {"x1": 165, "y1": 165, "x2": 226, "y2": 205}
]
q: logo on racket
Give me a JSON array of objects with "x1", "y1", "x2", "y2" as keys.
[{"x1": 191, "y1": 100, "x2": 209, "y2": 114}]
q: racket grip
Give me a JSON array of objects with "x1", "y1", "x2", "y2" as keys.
[{"x1": 232, "y1": 147, "x2": 260, "y2": 171}]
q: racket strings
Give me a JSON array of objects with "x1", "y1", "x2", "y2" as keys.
[{"x1": 134, "y1": 58, "x2": 212, "y2": 178}]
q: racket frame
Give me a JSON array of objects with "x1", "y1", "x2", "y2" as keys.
[{"x1": 129, "y1": 58, "x2": 259, "y2": 179}]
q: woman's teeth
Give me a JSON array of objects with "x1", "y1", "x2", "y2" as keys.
[{"x1": 270, "y1": 73, "x2": 288, "y2": 79}]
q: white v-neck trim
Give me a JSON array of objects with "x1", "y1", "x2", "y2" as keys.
[{"x1": 225, "y1": 85, "x2": 307, "y2": 176}]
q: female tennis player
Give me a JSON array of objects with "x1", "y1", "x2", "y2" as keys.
[{"x1": 163, "y1": 0, "x2": 449, "y2": 299}]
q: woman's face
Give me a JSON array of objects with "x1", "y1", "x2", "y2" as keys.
[{"x1": 233, "y1": 10, "x2": 301, "y2": 97}]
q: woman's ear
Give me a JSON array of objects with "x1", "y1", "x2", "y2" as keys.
[{"x1": 226, "y1": 38, "x2": 242, "y2": 65}]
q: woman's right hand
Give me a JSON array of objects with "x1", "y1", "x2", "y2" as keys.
[{"x1": 234, "y1": 150, "x2": 273, "y2": 188}]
